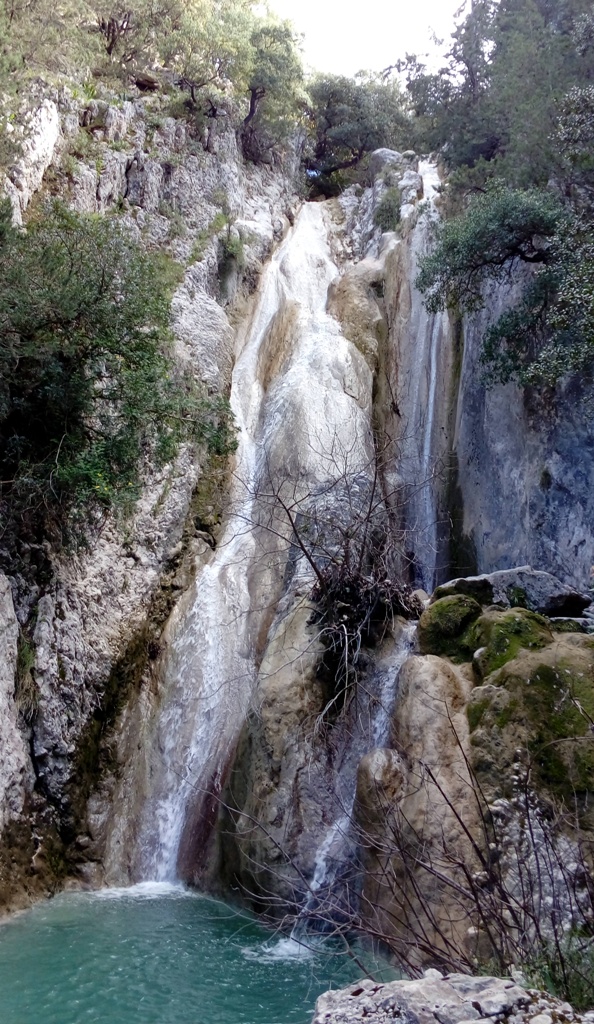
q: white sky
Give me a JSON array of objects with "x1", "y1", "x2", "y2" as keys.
[{"x1": 268, "y1": 0, "x2": 466, "y2": 77}]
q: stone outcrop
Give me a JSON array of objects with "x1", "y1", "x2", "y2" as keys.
[
  {"x1": 0, "y1": 575, "x2": 30, "y2": 832},
  {"x1": 433, "y1": 567, "x2": 591, "y2": 618},
  {"x1": 355, "y1": 567, "x2": 594, "y2": 970},
  {"x1": 312, "y1": 972, "x2": 594, "y2": 1024},
  {"x1": 355, "y1": 651, "x2": 479, "y2": 967},
  {"x1": 4, "y1": 98, "x2": 60, "y2": 222}
]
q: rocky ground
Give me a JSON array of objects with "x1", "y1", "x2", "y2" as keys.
[{"x1": 312, "y1": 972, "x2": 594, "y2": 1024}]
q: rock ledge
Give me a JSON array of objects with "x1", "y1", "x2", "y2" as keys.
[{"x1": 312, "y1": 973, "x2": 594, "y2": 1024}]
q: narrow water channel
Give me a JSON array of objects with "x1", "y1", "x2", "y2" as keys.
[{"x1": 0, "y1": 885, "x2": 389, "y2": 1023}]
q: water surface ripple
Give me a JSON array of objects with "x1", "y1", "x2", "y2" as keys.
[{"x1": 0, "y1": 884, "x2": 376, "y2": 1024}]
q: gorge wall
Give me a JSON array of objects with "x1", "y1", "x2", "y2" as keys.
[
  {"x1": 454, "y1": 301, "x2": 594, "y2": 590},
  {"x1": 0, "y1": 89, "x2": 592, "y2": 959}
]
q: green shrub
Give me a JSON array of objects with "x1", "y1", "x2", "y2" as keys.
[
  {"x1": 414, "y1": 182, "x2": 594, "y2": 387},
  {"x1": 189, "y1": 211, "x2": 229, "y2": 263},
  {"x1": 525, "y1": 936, "x2": 594, "y2": 1011},
  {"x1": 416, "y1": 184, "x2": 565, "y2": 315},
  {"x1": 374, "y1": 187, "x2": 401, "y2": 232},
  {"x1": 0, "y1": 199, "x2": 235, "y2": 540},
  {"x1": 220, "y1": 233, "x2": 245, "y2": 267}
]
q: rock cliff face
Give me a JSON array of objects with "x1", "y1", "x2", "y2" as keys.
[
  {"x1": 453, "y1": 299, "x2": 594, "y2": 591},
  {"x1": 0, "y1": 84, "x2": 299, "y2": 909}
]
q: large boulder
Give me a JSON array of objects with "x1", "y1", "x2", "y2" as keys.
[
  {"x1": 433, "y1": 567, "x2": 591, "y2": 618},
  {"x1": 312, "y1": 972, "x2": 590, "y2": 1024},
  {"x1": 354, "y1": 654, "x2": 480, "y2": 968},
  {"x1": 418, "y1": 594, "x2": 482, "y2": 657},
  {"x1": 468, "y1": 632, "x2": 594, "y2": 827}
]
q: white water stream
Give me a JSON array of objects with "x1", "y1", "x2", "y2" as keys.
[
  {"x1": 395, "y1": 162, "x2": 450, "y2": 592},
  {"x1": 129, "y1": 165, "x2": 447, "y2": 910},
  {"x1": 134, "y1": 201, "x2": 375, "y2": 881}
]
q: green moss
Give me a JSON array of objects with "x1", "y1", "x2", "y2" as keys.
[
  {"x1": 418, "y1": 594, "x2": 482, "y2": 657},
  {"x1": 476, "y1": 644, "x2": 594, "y2": 824},
  {"x1": 494, "y1": 697, "x2": 519, "y2": 729},
  {"x1": 505, "y1": 585, "x2": 528, "y2": 608},
  {"x1": 467, "y1": 698, "x2": 490, "y2": 732},
  {"x1": 467, "y1": 608, "x2": 552, "y2": 677}
]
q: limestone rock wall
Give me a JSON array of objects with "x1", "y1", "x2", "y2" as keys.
[
  {"x1": 453, "y1": 294, "x2": 594, "y2": 592},
  {"x1": 0, "y1": 575, "x2": 30, "y2": 833},
  {"x1": 0, "y1": 85, "x2": 299, "y2": 907}
]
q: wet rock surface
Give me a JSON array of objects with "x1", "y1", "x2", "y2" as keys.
[
  {"x1": 312, "y1": 973, "x2": 593, "y2": 1024},
  {"x1": 454, "y1": 297, "x2": 594, "y2": 592}
]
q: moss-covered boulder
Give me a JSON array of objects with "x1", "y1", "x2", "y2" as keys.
[
  {"x1": 418, "y1": 599, "x2": 552, "y2": 671},
  {"x1": 467, "y1": 634, "x2": 594, "y2": 828},
  {"x1": 418, "y1": 595, "x2": 482, "y2": 657},
  {"x1": 465, "y1": 607, "x2": 553, "y2": 678}
]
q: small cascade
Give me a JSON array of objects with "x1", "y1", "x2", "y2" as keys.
[
  {"x1": 393, "y1": 161, "x2": 451, "y2": 592},
  {"x1": 372, "y1": 620, "x2": 417, "y2": 747},
  {"x1": 291, "y1": 809, "x2": 355, "y2": 938},
  {"x1": 290, "y1": 622, "x2": 417, "y2": 938}
]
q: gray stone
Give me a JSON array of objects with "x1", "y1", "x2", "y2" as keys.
[
  {"x1": 369, "y1": 148, "x2": 405, "y2": 178},
  {"x1": 433, "y1": 567, "x2": 590, "y2": 617},
  {"x1": 4, "y1": 98, "x2": 61, "y2": 222},
  {"x1": 0, "y1": 574, "x2": 30, "y2": 831},
  {"x1": 311, "y1": 975, "x2": 552, "y2": 1024}
]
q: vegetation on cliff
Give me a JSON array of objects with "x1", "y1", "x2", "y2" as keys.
[
  {"x1": 0, "y1": 198, "x2": 235, "y2": 542},
  {"x1": 410, "y1": 0, "x2": 594, "y2": 388}
]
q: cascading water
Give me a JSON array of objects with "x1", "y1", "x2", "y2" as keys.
[
  {"x1": 120, "y1": 163, "x2": 446, "y2": 931},
  {"x1": 391, "y1": 161, "x2": 451, "y2": 592},
  {"x1": 289, "y1": 620, "x2": 417, "y2": 937},
  {"x1": 132, "y1": 201, "x2": 376, "y2": 882},
  {"x1": 286, "y1": 165, "x2": 449, "y2": 924}
]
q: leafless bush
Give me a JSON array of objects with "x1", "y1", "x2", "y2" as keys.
[
  {"x1": 220, "y1": 711, "x2": 594, "y2": 1008},
  {"x1": 233, "y1": 433, "x2": 438, "y2": 722}
]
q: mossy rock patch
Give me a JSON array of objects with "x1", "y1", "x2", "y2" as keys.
[
  {"x1": 418, "y1": 595, "x2": 482, "y2": 658},
  {"x1": 465, "y1": 607, "x2": 553, "y2": 678},
  {"x1": 468, "y1": 635, "x2": 594, "y2": 827}
]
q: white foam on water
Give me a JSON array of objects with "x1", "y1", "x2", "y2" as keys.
[
  {"x1": 242, "y1": 936, "x2": 316, "y2": 963},
  {"x1": 92, "y1": 881, "x2": 192, "y2": 901}
]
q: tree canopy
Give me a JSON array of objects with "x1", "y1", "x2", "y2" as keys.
[
  {"x1": 410, "y1": 0, "x2": 594, "y2": 388},
  {"x1": 0, "y1": 0, "x2": 305, "y2": 163}
]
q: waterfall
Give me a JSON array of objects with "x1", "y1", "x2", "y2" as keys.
[
  {"x1": 291, "y1": 621, "x2": 417, "y2": 937},
  {"x1": 391, "y1": 161, "x2": 451, "y2": 592},
  {"x1": 118, "y1": 164, "x2": 447, "y2": 918},
  {"x1": 132, "y1": 201, "x2": 376, "y2": 882}
]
